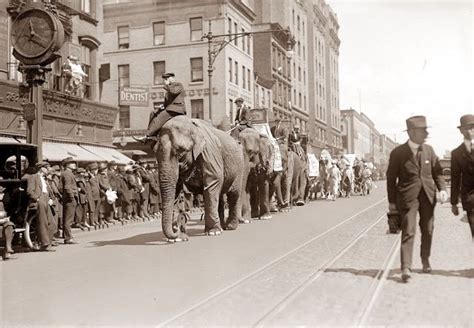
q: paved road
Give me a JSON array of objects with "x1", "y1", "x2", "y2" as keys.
[{"x1": 1, "y1": 182, "x2": 472, "y2": 327}]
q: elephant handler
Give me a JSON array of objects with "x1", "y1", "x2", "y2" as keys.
[
  {"x1": 450, "y1": 114, "x2": 474, "y2": 239},
  {"x1": 134, "y1": 72, "x2": 186, "y2": 143},
  {"x1": 386, "y1": 115, "x2": 447, "y2": 283}
]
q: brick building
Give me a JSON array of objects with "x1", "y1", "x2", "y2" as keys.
[
  {"x1": 0, "y1": 0, "x2": 130, "y2": 164},
  {"x1": 101, "y1": 0, "x2": 256, "y2": 157},
  {"x1": 253, "y1": 0, "x2": 342, "y2": 155}
]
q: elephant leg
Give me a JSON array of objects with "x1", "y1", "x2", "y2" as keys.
[
  {"x1": 203, "y1": 175, "x2": 223, "y2": 235},
  {"x1": 240, "y1": 175, "x2": 252, "y2": 223},
  {"x1": 218, "y1": 194, "x2": 226, "y2": 229},
  {"x1": 259, "y1": 175, "x2": 272, "y2": 219},
  {"x1": 225, "y1": 188, "x2": 240, "y2": 230}
]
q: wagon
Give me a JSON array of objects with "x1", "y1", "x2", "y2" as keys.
[{"x1": 0, "y1": 142, "x2": 39, "y2": 250}]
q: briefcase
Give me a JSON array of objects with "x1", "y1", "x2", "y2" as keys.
[{"x1": 387, "y1": 210, "x2": 401, "y2": 234}]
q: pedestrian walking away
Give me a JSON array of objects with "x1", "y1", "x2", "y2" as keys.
[
  {"x1": 450, "y1": 114, "x2": 474, "y2": 239},
  {"x1": 386, "y1": 115, "x2": 447, "y2": 282}
]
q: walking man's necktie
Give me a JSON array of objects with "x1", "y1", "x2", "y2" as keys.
[{"x1": 416, "y1": 145, "x2": 422, "y2": 166}]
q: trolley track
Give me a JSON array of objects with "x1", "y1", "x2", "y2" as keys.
[{"x1": 157, "y1": 197, "x2": 389, "y2": 327}]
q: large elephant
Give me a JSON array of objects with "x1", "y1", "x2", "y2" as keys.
[
  {"x1": 238, "y1": 128, "x2": 274, "y2": 221},
  {"x1": 153, "y1": 116, "x2": 244, "y2": 241}
]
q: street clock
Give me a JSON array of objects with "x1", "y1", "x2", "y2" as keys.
[{"x1": 11, "y1": 6, "x2": 64, "y2": 66}]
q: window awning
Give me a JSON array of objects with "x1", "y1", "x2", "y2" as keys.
[
  {"x1": 0, "y1": 136, "x2": 21, "y2": 143},
  {"x1": 42, "y1": 142, "x2": 104, "y2": 162},
  {"x1": 79, "y1": 144, "x2": 132, "y2": 165},
  {"x1": 119, "y1": 149, "x2": 148, "y2": 156}
]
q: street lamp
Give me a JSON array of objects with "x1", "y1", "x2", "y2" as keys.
[{"x1": 201, "y1": 22, "x2": 294, "y2": 122}]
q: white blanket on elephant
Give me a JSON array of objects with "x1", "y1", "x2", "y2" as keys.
[
  {"x1": 307, "y1": 153, "x2": 319, "y2": 177},
  {"x1": 191, "y1": 120, "x2": 224, "y2": 194},
  {"x1": 252, "y1": 123, "x2": 283, "y2": 172}
]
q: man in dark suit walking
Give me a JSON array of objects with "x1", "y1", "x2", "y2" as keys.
[
  {"x1": 134, "y1": 72, "x2": 186, "y2": 143},
  {"x1": 26, "y1": 161, "x2": 56, "y2": 251},
  {"x1": 60, "y1": 157, "x2": 79, "y2": 244},
  {"x1": 450, "y1": 114, "x2": 474, "y2": 239},
  {"x1": 386, "y1": 115, "x2": 447, "y2": 282}
]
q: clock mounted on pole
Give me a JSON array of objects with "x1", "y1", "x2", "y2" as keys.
[{"x1": 10, "y1": 0, "x2": 65, "y2": 158}]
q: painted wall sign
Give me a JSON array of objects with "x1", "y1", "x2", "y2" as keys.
[{"x1": 120, "y1": 87, "x2": 149, "y2": 107}]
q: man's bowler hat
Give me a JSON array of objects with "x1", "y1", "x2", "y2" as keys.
[
  {"x1": 76, "y1": 168, "x2": 86, "y2": 174},
  {"x1": 234, "y1": 97, "x2": 244, "y2": 104},
  {"x1": 161, "y1": 72, "x2": 175, "y2": 79},
  {"x1": 98, "y1": 162, "x2": 108, "y2": 170},
  {"x1": 61, "y1": 156, "x2": 75, "y2": 165},
  {"x1": 458, "y1": 114, "x2": 474, "y2": 129},
  {"x1": 35, "y1": 161, "x2": 50, "y2": 169},
  {"x1": 88, "y1": 162, "x2": 98, "y2": 170},
  {"x1": 108, "y1": 160, "x2": 117, "y2": 167},
  {"x1": 405, "y1": 115, "x2": 429, "y2": 130}
]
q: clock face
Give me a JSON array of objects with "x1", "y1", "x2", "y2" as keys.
[{"x1": 12, "y1": 9, "x2": 56, "y2": 59}]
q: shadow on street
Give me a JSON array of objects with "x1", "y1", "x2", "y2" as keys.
[
  {"x1": 89, "y1": 227, "x2": 206, "y2": 247},
  {"x1": 324, "y1": 268, "x2": 474, "y2": 283}
]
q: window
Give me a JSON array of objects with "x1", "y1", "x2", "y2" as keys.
[
  {"x1": 234, "y1": 61, "x2": 238, "y2": 85},
  {"x1": 297, "y1": 15, "x2": 300, "y2": 31},
  {"x1": 241, "y1": 28, "x2": 246, "y2": 52},
  {"x1": 298, "y1": 66, "x2": 301, "y2": 82},
  {"x1": 297, "y1": 41, "x2": 301, "y2": 56},
  {"x1": 229, "y1": 99, "x2": 234, "y2": 120},
  {"x1": 190, "y1": 17, "x2": 202, "y2": 41},
  {"x1": 228, "y1": 58, "x2": 233, "y2": 82},
  {"x1": 247, "y1": 68, "x2": 251, "y2": 91},
  {"x1": 298, "y1": 92, "x2": 302, "y2": 107},
  {"x1": 190, "y1": 57, "x2": 203, "y2": 82},
  {"x1": 118, "y1": 64, "x2": 129, "y2": 87},
  {"x1": 81, "y1": 0, "x2": 90, "y2": 14},
  {"x1": 234, "y1": 22, "x2": 238, "y2": 45},
  {"x1": 81, "y1": 45, "x2": 91, "y2": 99},
  {"x1": 153, "y1": 61, "x2": 165, "y2": 85},
  {"x1": 153, "y1": 21, "x2": 165, "y2": 45},
  {"x1": 303, "y1": 45, "x2": 305, "y2": 60},
  {"x1": 228, "y1": 18, "x2": 232, "y2": 41},
  {"x1": 242, "y1": 65, "x2": 246, "y2": 89},
  {"x1": 191, "y1": 99, "x2": 204, "y2": 119},
  {"x1": 118, "y1": 26, "x2": 129, "y2": 49},
  {"x1": 119, "y1": 106, "x2": 130, "y2": 129},
  {"x1": 247, "y1": 34, "x2": 251, "y2": 54},
  {"x1": 118, "y1": 64, "x2": 130, "y2": 127}
]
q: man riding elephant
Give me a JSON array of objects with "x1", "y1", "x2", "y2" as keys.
[{"x1": 134, "y1": 72, "x2": 186, "y2": 143}]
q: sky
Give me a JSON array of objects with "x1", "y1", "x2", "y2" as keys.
[{"x1": 327, "y1": 0, "x2": 473, "y2": 156}]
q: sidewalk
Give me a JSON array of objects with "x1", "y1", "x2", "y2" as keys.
[{"x1": 367, "y1": 202, "x2": 474, "y2": 327}]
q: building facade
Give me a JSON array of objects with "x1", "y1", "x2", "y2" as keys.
[
  {"x1": 102, "y1": 0, "x2": 256, "y2": 156},
  {"x1": 253, "y1": 0, "x2": 342, "y2": 155},
  {"x1": 0, "y1": 0, "x2": 129, "y2": 163}
]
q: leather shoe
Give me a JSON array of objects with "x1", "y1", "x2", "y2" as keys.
[
  {"x1": 40, "y1": 245, "x2": 56, "y2": 252},
  {"x1": 64, "y1": 239, "x2": 79, "y2": 245},
  {"x1": 401, "y1": 268, "x2": 411, "y2": 282},
  {"x1": 422, "y1": 260, "x2": 432, "y2": 273}
]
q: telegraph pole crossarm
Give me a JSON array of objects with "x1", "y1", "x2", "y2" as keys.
[{"x1": 201, "y1": 24, "x2": 293, "y2": 122}]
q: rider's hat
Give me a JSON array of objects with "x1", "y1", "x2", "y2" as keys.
[
  {"x1": 161, "y1": 72, "x2": 175, "y2": 79},
  {"x1": 234, "y1": 97, "x2": 244, "y2": 104}
]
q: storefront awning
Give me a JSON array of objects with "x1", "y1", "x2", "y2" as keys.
[
  {"x1": 42, "y1": 142, "x2": 104, "y2": 162},
  {"x1": 79, "y1": 144, "x2": 132, "y2": 165},
  {"x1": 0, "y1": 136, "x2": 21, "y2": 143}
]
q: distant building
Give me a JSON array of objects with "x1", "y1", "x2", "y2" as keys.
[
  {"x1": 0, "y1": 0, "x2": 129, "y2": 163},
  {"x1": 341, "y1": 108, "x2": 397, "y2": 173}
]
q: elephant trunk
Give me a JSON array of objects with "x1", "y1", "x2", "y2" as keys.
[{"x1": 158, "y1": 153, "x2": 180, "y2": 240}]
